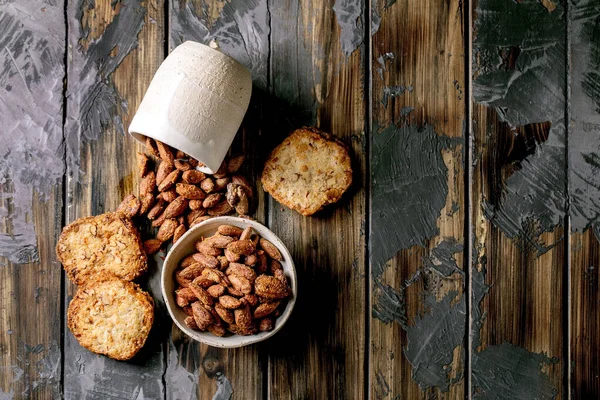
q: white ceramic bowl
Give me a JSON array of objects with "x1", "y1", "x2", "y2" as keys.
[{"x1": 161, "y1": 216, "x2": 297, "y2": 348}]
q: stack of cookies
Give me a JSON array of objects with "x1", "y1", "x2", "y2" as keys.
[{"x1": 56, "y1": 212, "x2": 154, "y2": 360}]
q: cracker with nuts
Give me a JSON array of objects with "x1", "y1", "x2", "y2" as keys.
[
  {"x1": 67, "y1": 273, "x2": 154, "y2": 360},
  {"x1": 56, "y1": 212, "x2": 147, "y2": 285},
  {"x1": 261, "y1": 127, "x2": 352, "y2": 216},
  {"x1": 173, "y1": 225, "x2": 292, "y2": 336}
]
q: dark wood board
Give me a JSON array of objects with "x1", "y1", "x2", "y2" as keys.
[
  {"x1": 0, "y1": 1, "x2": 66, "y2": 398},
  {"x1": 266, "y1": 0, "x2": 367, "y2": 398},
  {"x1": 471, "y1": 0, "x2": 567, "y2": 398},
  {"x1": 569, "y1": 1, "x2": 600, "y2": 397},
  {"x1": 370, "y1": 0, "x2": 466, "y2": 399}
]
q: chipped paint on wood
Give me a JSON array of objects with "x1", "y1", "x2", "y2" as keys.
[
  {"x1": 0, "y1": 1, "x2": 66, "y2": 263},
  {"x1": 371, "y1": 123, "x2": 462, "y2": 277}
]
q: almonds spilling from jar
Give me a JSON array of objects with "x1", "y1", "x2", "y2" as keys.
[
  {"x1": 173, "y1": 225, "x2": 292, "y2": 336},
  {"x1": 117, "y1": 138, "x2": 254, "y2": 254}
]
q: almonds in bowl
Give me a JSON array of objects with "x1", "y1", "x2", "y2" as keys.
[{"x1": 161, "y1": 216, "x2": 297, "y2": 347}]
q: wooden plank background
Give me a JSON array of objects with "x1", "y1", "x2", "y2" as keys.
[{"x1": 1, "y1": 0, "x2": 600, "y2": 399}]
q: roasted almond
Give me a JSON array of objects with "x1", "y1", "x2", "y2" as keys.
[
  {"x1": 140, "y1": 171, "x2": 156, "y2": 196},
  {"x1": 182, "y1": 170, "x2": 205, "y2": 184},
  {"x1": 163, "y1": 196, "x2": 189, "y2": 218},
  {"x1": 158, "y1": 169, "x2": 180, "y2": 192},
  {"x1": 136, "y1": 152, "x2": 150, "y2": 177},
  {"x1": 259, "y1": 317, "x2": 274, "y2": 332},
  {"x1": 244, "y1": 254, "x2": 258, "y2": 266},
  {"x1": 203, "y1": 234, "x2": 234, "y2": 249},
  {"x1": 207, "y1": 284, "x2": 226, "y2": 298},
  {"x1": 184, "y1": 316, "x2": 198, "y2": 329},
  {"x1": 174, "y1": 159, "x2": 191, "y2": 171},
  {"x1": 202, "y1": 193, "x2": 222, "y2": 209},
  {"x1": 239, "y1": 226, "x2": 253, "y2": 241},
  {"x1": 214, "y1": 302, "x2": 235, "y2": 323},
  {"x1": 147, "y1": 199, "x2": 166, "y2": 219},
  {"x1": 186, "y1": 208, "x2": 207, "y2": 225},
  {"x1": 254, "y1": 275, "x2": 290, "y2": 299},
  {"x1": 274, "y1": 269, "x2": 287, "y2": 285},
  {"x1": 143, "y1": 239, "x2": 162, "y2": 255},
  {"x1": 180, "y1": 263, "x2": 205, "y2": 280},
  {"x1": 260, "y1": 238, "x2": 283, "y2": 261},
  {"x1": 191, "y1": 301, "x2": 212, "y2": 331},
  {"x1": 159, "y1": 188, "x2": 178, "y2": 202},
  {"x1": 234, "y1": 304, "x2": 252, "y2": 329},
  {"x1": 207, "y1": 324, "x2": 226, "y2": 336},
  {"x1": 225, "y1": 263, "x2": 257, "y2": 283},
  {"x1": 227, "y1": 287, "x2": 244, "y2": 297},
  {"x1": 229, "y1": 275, "x2": 252, "y2": 295},
  {"x1": 217, "y1": 255, "x2": 229, "y2": 270},
  {"x1": 145, "y1": 137, "x2": 160, "y2": 157},
  {"x1": 244, "y1": 294, "x2": 259, "y2": 307},
  {"x1": 156, "y1": 161, "x2": 174, "y2": 185},
  {"x1": 151, "y1": 213, "x2": 166, "y2": 227},
  {"x1": 139, "y1": 192, "x2": 155, "y2": 215},
  {"x1": 213, "y1": 160, "x2": 228, "y2": 178},
  {"x1": 188, "y1": 282, "x2": 213, "y2": 306},
  {"x1": 219, "y1": 295, "x2": 242, "y2": 309},
  {"x1": 227, "y1": 154, "x2": 245, "y2": 174},
  {"x1": 256, "y1": 252, "x2": 268, "y2": 274},
  {"x1": 176, "y1": 183, "x2": 206, "y2": 200},
  {"x1": 180, "y1": 254, "x2": 197, "y2": 268},
  {"x1": 214, "y1": 177, "x2": 230, "y2": 191},
  {"x1": 175, "y1": 270, "x2": 192, "y2": 287},
  {"x1": 192, "y1": 252, "x2": 219, "y2": 269},
  {"x1": 200, "y1": 177, "x2": 215, "y2": 193},
  {"x1": 192, "y1": 276, "x2": 214, "y2": 288},
  {"x1": 217, "y1": 224, "x2": 243, "y2": 237},
  {"x1": 225, "y1": 248, "x2": 241, "y2": 262},
  {"x1": 253, "y1": 301, "x2": 280, "y2": 319},
  {"x1": 227, "y1": 240, "x2": 256, "y2": 256},
  {"x1": 173, "y1": 224, "x2": 187, "y2": 243},
  {"x1": 157, "y1": 218, "x2": 178, "y2": 241},
  {"x1": 196, "y1": 241, "x2": 222, "y2": 257},
  {"x1": 207, "y1": 200, "x2": 234, "y2": 216},
  {"x1": 157, "y1": 141, "x2": 174, "y2": 164},
  {"x1": 117, "y1": 194, "x2": 141, "y2": 218},
  {"x1": 176, "y1": 287, "x2": 198, "y2": 303},
  {"x1": 189, "y1": 199, "x2": 204, "y2": 210}
]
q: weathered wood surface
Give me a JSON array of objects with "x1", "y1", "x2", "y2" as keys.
[
  {"x1": 63, "y1": 0, "x2": 166, "y2": 398},
  {"x1": 266, "y1": 0, "x2": 367, "y2": 398},
  {"x1": 370, "y1": 0, "x2": 466, "y2": 399},
  {"x1": 0, "y1": 1, "x2": 65, "y2": 398},
  {"x1": 1, "y1": 0, "x2": 600, "y2": 399}
]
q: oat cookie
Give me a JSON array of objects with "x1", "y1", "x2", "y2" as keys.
[
  {"x1": 261, "y1": 127, "x2": 352, "y2": 216},
  {"x1": 67, "y1": 274, "x2": 154, "y2": 360},
  {"x1": 56, "y1": 212, "x2": 147, "y2": 284}
]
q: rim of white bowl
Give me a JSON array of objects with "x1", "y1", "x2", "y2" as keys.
[{"x1": 161, "y1": 216, "x2": 297, "y2": 348}]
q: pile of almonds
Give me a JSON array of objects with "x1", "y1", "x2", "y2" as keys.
[
  {"x1": 174, "y1": 224, "x2": 292, "y2": 336},
  {"x1": 117, "y1": 138, "x2": 254, "y2": 255}
]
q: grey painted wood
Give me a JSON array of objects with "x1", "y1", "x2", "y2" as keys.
[{"x1": 0, "y1": 0, "x2": 65, "y2": 398}]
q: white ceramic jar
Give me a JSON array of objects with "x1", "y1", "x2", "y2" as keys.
[{"x1": 129, "y1": 41, "x2": 252, "y2": 174}]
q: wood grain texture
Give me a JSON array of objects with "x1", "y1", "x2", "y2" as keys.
[
  {"x1": 0, "y1": 1, "x2": 66, "y2": 397},
  {"x1": 63, "y1": 0, "x2": 166, "y2": 398},
  {"x1": 370, "y1": 0, "x2": 465, "y2": 398},
  {"x1": 471, "y1": 107, "x2": 565, "y2": 398},
  {"x1": 168, "y1": 1, "x2": 269, "y2": 398},
  {"x1": 569, "y1": 1, "x2": 600, "y2": 396},
  {"x1": 266, "y1": 0, "x2": 366, "y2": 398}
]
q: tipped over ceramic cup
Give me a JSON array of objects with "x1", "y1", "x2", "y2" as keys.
[{"x1": 129, "y1": 41, "x2": 252, "y2": 174}]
